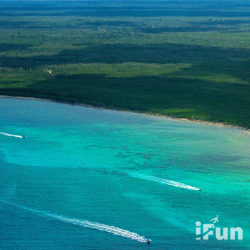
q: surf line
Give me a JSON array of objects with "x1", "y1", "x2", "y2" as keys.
[
  {"x1": 0, "y1": 132, "x2": 25, "y2": 139},
  {"x1": 3, "y1": 201, "x2": 149, "y2": 243},
  {"x1": 128, "y1": 172, "x2": 201, "y2": 191}
]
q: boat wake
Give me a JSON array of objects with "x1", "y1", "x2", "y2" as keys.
[
  {"x1": 129, "y1": 172, "x2": 200, "y2": 191},
  {"x1": 3, "y1": 201, "x2": 149, "y2": 243},
  {"x1": 0, "y1": 132, "x2": 23, "y2": 139}
]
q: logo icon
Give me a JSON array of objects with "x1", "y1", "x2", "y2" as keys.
[
  {"x1": 196, "y1": 216, "x2": 243, "y2": 240},
  {"x1": 210, "y1": 215, "x2": 219, "y2": 225}
]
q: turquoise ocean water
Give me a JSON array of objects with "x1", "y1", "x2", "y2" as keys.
[{"x1": 0, "y1": 97, "x2": 250, "y2": 249}]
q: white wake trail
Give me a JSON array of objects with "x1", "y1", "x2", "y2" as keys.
[
  {"x1": 0, "y1": 132, "x2": 23, "y2": 139},
  {"x1": 129, "y1": 173, "x2": 200, "y2": 191},
  {"x1": 3, "y1": 202, "x2": 148, "y2": 243}
]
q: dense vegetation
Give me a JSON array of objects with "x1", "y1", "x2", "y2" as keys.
[{"x1": 1, "y1": 0, "x2": 250, "y2": 128}]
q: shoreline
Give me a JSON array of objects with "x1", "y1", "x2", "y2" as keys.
[{"x1": 1, "y1": 94, "x2": 249, "y2": 132}]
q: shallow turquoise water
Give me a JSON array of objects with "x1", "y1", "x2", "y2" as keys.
[{"x1": 0, "y1": 97, "x2": 250, "y2": 249}]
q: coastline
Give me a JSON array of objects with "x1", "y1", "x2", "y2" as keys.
[{"x1": 1, "y1": 94, "x2": 249, "y2": 132}]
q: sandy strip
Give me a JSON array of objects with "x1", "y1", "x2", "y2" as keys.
[{"x1": 0, "y1": 94, "x2": 249, "y2": 132}]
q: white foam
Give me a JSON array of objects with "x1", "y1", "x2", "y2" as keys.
[
  {"x1": 129, "y1": 173, "x2": 200, "y2": 191},
  {"x1": 4, "y1": 202, "x2": 148, "y2": 243},
  {"x1": 0, "y1": 132, "x2": 23, "y2": 139}
]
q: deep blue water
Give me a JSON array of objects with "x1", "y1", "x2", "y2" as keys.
[{"x1": 0, "y1": 97, "x2": 250, "y2": 249}]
